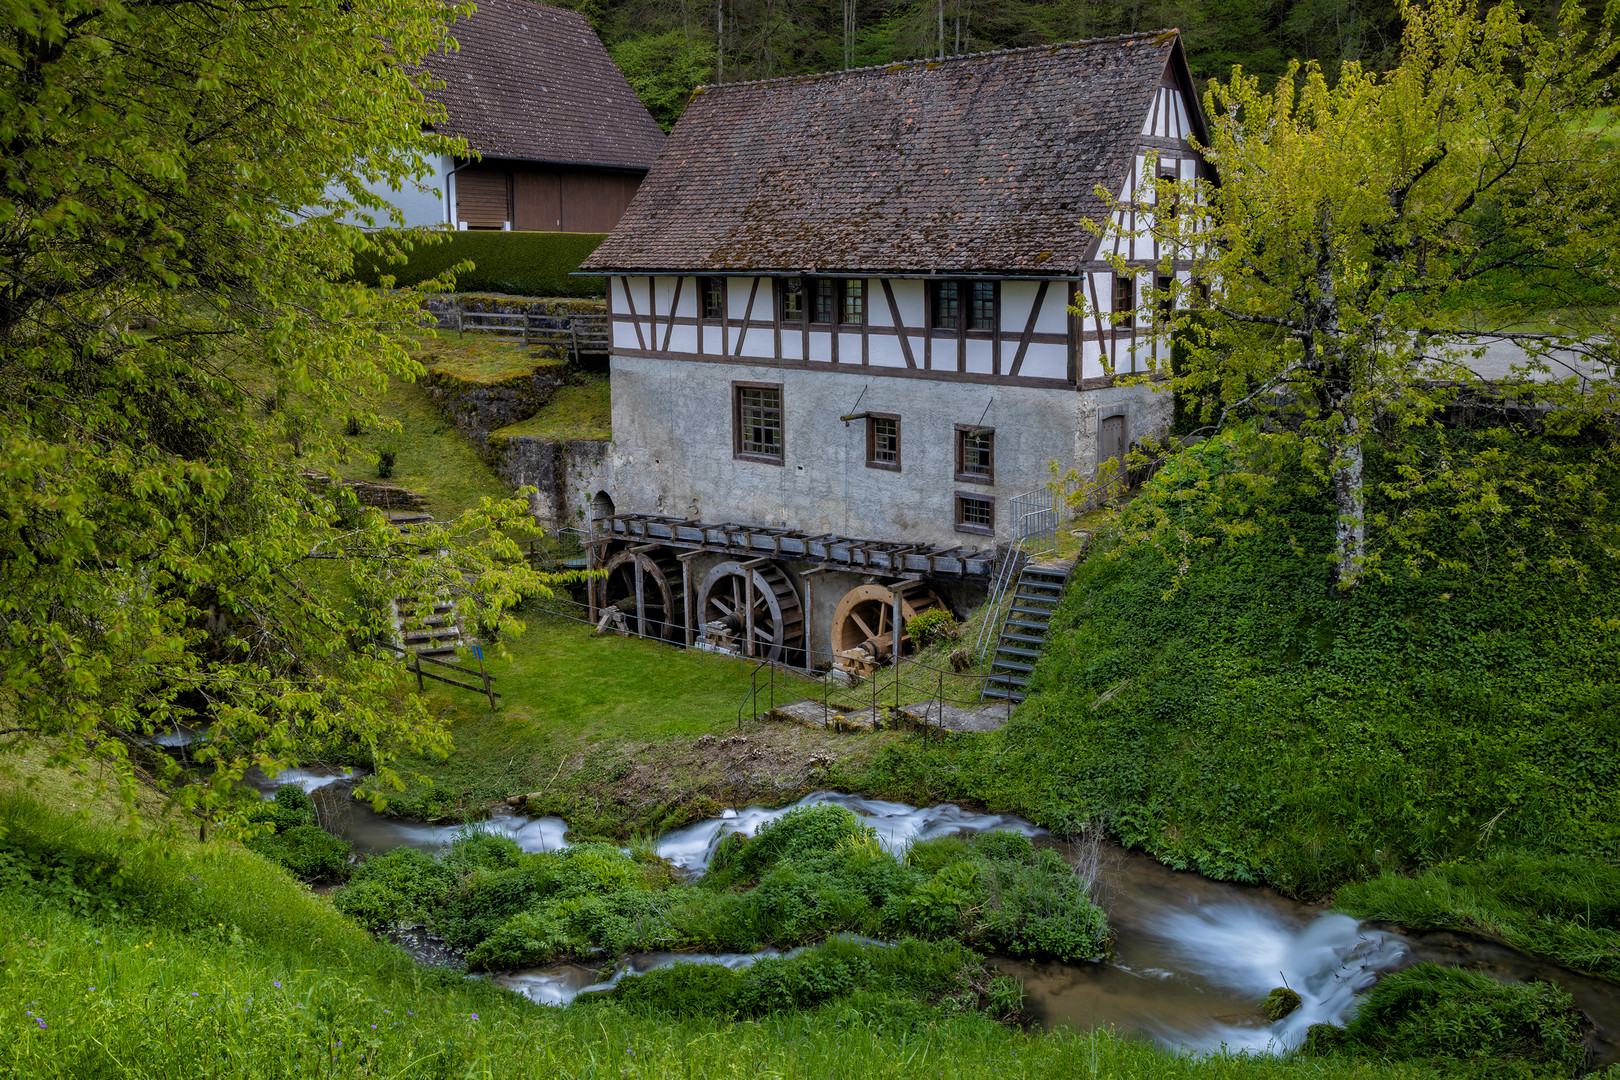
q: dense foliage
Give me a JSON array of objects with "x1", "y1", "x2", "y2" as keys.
[
  {"x1": 241, "y1": 786, "x2": 352, "y2": 884},
  {"x1": 1305, "y1": 964, "x2": 1587, "y2": 1076},
  {"x1": 332, "y1": 804, "x2": 1109, "y2": 972},
  {"x1": 1087, "y1": 0, "x2": 1619, "y2": 591},
  {"x1": 1, "y1": 793, "x2": 1447, "y2": 1080},
  {"x1": 0, "y1": 0, "x2": 548, "y2": 822},
  {"x1": 352, "y1": 231, "x2": 610, "y2": 297},
  {"x1": 853, "y1": 426, "x2": 1620, "y2": 904}
]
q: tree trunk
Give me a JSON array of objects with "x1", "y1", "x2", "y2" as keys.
[{"x1": 1329, "y1": 415, "x2": 1365, "y2": 593}]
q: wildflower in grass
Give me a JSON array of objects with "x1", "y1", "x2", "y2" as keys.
[{"x1": 274, "y1": 981, "x2": 281, "y2": 988}]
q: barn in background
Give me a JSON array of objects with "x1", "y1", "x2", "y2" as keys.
[{"x1": 371, "y1": 0, "x2": 665, "y2": 232}]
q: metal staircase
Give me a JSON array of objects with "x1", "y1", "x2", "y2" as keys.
[{"x1": 981, "y1": 562, "x2": 1072, "y2": 705}]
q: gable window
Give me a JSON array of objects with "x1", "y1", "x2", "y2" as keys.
[
  {"x1": 779, "y1": 277, "x2": 804, "y2": 323},
  {"x1": 968, "y1": 281, "x2": 997, "y2": 331},
  {"x1": 701, "y1": 277, "x2": 725, "y2": 321},
  {"x1": 1114, "y1": 275, "x2": 1135, "y2": 329},
  {"x1": 1158, "y1": 166, "x2": 1180, "y2": 218},
  {"x1": 955, "y1": 425, "x2": 994, "y2": 484},
  {"x1": 931, "y1": 281, "x2": 960, "y2": 329},
  {"x1": 866, "y1": 414, "x2": 900, "y2": 471},
  {"x1": 810, "y1": 279, "x2": 837, "y2": 324},
  {"x1": 734, "y1": 382, "x2": 783, "y2": 464},
  {"x1": 841, "y1": 280, "x2": 865, "y2": 324},
  {"x1": 955, "y1": 493, "x2": 995, "y2": 536}
]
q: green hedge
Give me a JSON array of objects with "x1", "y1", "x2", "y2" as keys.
[{"x1": 353, "y1": 231, "x2": 607, "y2": 298}]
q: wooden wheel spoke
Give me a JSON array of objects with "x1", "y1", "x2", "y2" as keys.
[{"x1": 849, "y1": 610, "x2": 876, "y2": 641}]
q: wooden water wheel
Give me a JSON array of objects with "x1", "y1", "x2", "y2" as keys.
[
  {"x1": 830, "y1": 583, "x2": 948, "y2": 677},
  {"x1": 696, "y1": 560, "x2": 804, "y2": 664},
  {"x1": 600, "y1": 547, "x2": 685, "y2": 641}
]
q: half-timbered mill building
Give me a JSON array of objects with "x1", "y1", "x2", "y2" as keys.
[
  {"x1": 576, "y1": 31, "x2": 1208, "y2": 674},
  {"x1": 371, "y1": 0, "x2": 665, "y2": 232}
]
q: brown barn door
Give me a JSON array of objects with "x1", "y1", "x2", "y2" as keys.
[
  {"x1": 455, "y1": 168, "x2": 511, "y2": 229},
  {"x1": 513, "y1": 168, "x2": 562, "y2": 231},
  {"x1": 1099, "y1": 413, "x2": 1127, "y2": 498}
]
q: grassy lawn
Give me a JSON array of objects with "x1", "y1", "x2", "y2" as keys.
[
  {"x1": 490, "y1": 372, "x2": 611, "y2": 440},
  {"x1": 327, "y1": 375, "x2": 514, "y2": 519},
  {"x1": 407, "y1": 329, "x2": 565, "y2": 385},
  {"x1": 369, "y1": 611, "x2": 857, "y2": 828}
]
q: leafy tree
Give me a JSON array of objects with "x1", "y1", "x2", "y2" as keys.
[
  {"x1": 1097, "y1": 0, "x2": 1619, "y2": 591},
  {"x1": 0, "y1": 0, "x2": 555, "y2": 825},
  {"x1": 611, "y1": 32, "x2": 717, "y2": 129}
]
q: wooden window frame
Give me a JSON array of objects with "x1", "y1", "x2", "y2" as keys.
[
  {"x1": 840, "y1": 279, "x2": 867, "y2": 325},
  {"x1": 954, "y1": 424, "x2": 995, "y2": 485},
  {"x1": 865, "y1": 412, "x2": 901, "y2": 472},
  {"x1": 1156, "y1": 274, "x2": 1175, "y2": 325},
  {"x1": 930, "y1": 279, "x2": 998, "y2": 338},
  {"x1": 700, "y1": 276, "x2": 726, "y2": 322},
  {"x1": 778, "y1": 276, "x2": 805, "y2": 324},
  {"x1": 809, "y1": 278, "x2": 837, "y2": 325},
  {"x1": 954, "y1": 492, "x2": 996, "y2": 536},
  {"x1": 732, "y1": 380, "x2": 784, "y2": 465},
  {"x1": 1114, "y1": 274, "x2": 1136, "y2": 330}
]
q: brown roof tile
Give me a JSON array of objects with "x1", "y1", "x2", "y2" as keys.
[
  {"x1": 427, "y1": 0, "x2": 665, "y2": 171},
  {"x1": 584, "y1": 32, "x2": 1185, "y2": 275}
]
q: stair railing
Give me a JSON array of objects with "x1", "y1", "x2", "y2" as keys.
[{"x1": 973, "y1": 539, "x2": 1027, "y2": 664}]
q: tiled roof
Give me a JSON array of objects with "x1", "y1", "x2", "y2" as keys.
[
  {"x1": 426, "y1": 0, "x2": 665, "y2": 171},
  {"x1": 583, "y1": 32, "x2": 1187, "y2": 275}
]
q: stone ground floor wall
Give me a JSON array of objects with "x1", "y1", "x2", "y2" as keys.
[
  {"x1": 608, "y1": 353, "x2": 1174, "y2": 549},
  {"x1": 491, "y1": 436, "x2": 614, "y2": 532}
]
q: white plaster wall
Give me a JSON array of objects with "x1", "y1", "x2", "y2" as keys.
[{"x1": 606, "y1": 353, "x2": 1173, "y2": 548}]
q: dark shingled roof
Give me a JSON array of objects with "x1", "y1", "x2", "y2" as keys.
[
  {"x1": 584, "y1": 32, "x2": 1189, "y2": 275},
  {"x1": 426, "y1": 0, "x2": 665, "y2": 171}
]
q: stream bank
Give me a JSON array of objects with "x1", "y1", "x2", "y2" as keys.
[{"x1": 254, "y1": 770, "x2": 1620, "y2": 1063}]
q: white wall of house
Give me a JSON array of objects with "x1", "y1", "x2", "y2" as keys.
[
  {"x1": 320, "y1": 155, "x2": 454, "y2": 229},
  {"x1": 606, "y1": 352, "x2": 1172, "y2": 548}
]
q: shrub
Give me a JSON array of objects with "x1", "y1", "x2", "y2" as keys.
[
  {"x1": 336, "y1": 847, "x2": 454, "y2": 929},
  {"x1": 906, "y1": 609, "x2": 960, "y2": 648},
  {"x1": 350, "y1": 231, "x2": 608, "y2": 298},
  {"x1": 246, "y1": 825, "x2": 351, "y2": 884},
  {"x1": 597, "y1": 961, "x2": 743, "y2": 1017},
  {"x1": 464, "y1": 909, "x2": 577, "y2": 971},
  {"x1": 722, "y1": 805, "x2": 874, "y2": 881},
  {"x1": 1321, "y1": 964, "x2": 1586, "y2": 1074},
  {"x1": 973, "y1": 849, "x2": 1107, "y2": 961}
]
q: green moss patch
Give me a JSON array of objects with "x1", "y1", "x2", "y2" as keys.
[{"x1": 490, "y1": 375, "x2": 611, "y2": 442}]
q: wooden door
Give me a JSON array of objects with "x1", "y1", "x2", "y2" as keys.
[
  {"x1": 1099, "y1": 414, "x2": 1127, "y2": 496},
  {"x1": 455, "y1": 168, "x2": 510, "y2": 229},
  {"x1": 513, "y1": 168, "x2": 562, "y2": 231}
]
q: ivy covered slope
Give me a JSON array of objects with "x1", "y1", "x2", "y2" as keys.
[
  {"x1": 864, "y1": 426, "x2": 1620, "y2": 967},
  {"x1": 1, "y1": 790, "x2": 1438, "y2": 1080}
]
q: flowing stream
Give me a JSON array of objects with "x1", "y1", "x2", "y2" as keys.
[{"x1": 253, "y1": 771, "x2": 1619, "y2": 1060}]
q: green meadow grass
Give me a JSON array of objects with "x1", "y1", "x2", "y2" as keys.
[{"x1": 0, "y1": 789, "x2": 1446, "y2": 1080}]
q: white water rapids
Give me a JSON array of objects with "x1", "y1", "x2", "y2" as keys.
[{"x1": 247, "y1": 775, "x2": 1467, "y2": 1055}]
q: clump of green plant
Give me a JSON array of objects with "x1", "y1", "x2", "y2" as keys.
[
  {"x1": 1304, "y1": 964, "x2": 1586, "y2": 1076},
  {"x1": 1262, "y1": 986, "x2": 1301, "y2": 1021},
  {"x1": 906, "y1": 609, "x2": 961, "y2": 649},
  {"x1": 243, "y1": 787, "x2": 351, "y2": 884},
  {"x1": 377, "y1": 447, "x2": 397, "y2": 478},
  {"x1": 331, "y1": 805, "x2": 1109, "y2": 996},
  {"x1": 587, "y1": 937, "x2": 997, "y2": 1021}
]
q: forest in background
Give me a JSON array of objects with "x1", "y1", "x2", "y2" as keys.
[{"x1": 552, "y1": 0, "x2": 1574, "y2": 127}]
